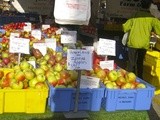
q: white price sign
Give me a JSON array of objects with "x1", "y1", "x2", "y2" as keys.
[
  {"x1": 9, "y1": 38, "x2": 30, "y2": 54},
  {"x1": 100, "y1": 60, "x2": 114, "y2": 70},
  {"x1": 23, "y1": 22, "x2": 32, "y2": 32},
  {"x1": 61, "y1": 31, "x2": 77, "y2": 44},
  {"x1": 31, "y1": 29, "x2": 42, "y2": 40},
  {"x1": 97, "y1": 38, "x2": 116, "y2": 56},
  {"x1": 80, "y1": 75, "x2": 100, "y2": 88},
  {"x1": 67, "y1": 49, "x2": 92, "y2": 70},
  {"x1": 10, "y1": 32, "x2": 20, "y2": 40},
  {"x1": 45, "y1": 38, "x2": 56, "y2": 51},
  {"x1": 42, "y1": 24, "x2": 50, "y2": 30},
  {"x1": 33, "y1": 43, "x2": 46, "y2": 56}
]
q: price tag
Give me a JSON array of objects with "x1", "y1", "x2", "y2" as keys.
[
  {"x1": 61, "y1": 31, "x2": 77, "y2": 44},
  {"x1": 10, "y1": 32, "x2": 20, "y2": 40},
  {"x1": 82, "y1": 46, "x2": 94, "y2": 53},
  {"x1": 33, "y1": 43, "x2": 46, "y2": 56},
  {"x1": 31, "y1": 29, "x2": 42, "y2": 40},
  {"x1": 42, "y1": 24, "x2": 50, "y2": 30},
  {"x1": 67, "y1": 49, "x2": 92, "y2": 70},
  {"x1": 23, "y1": 22, "x2": 32, "y2": 32},
  {"x1": 97, "y1": 38, "x2": 116, "y2": 56},
  {"x1": 100, "y1": 60, "x2": 114, "y2": 70},
  {"x1": 9, "y1": 38, "x2": 30, "y2": 54},
  {"x1": 80, "y1": 75, "x2": 100, "y2": 88},
  {"x1": 45, "y1": 38, "x2": 56, "y2": 51}
]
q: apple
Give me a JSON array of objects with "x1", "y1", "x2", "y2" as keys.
[
  {"x1": 20, "y1": 61, "x2": 30, "y2": 70},
  {"x1": 0, "y1": 78, "x2": 10, "y2": 88},
  {"x1": 93, "y1": 64, "x2": 101, "y2": 74},
  {"x1": 35, "y1": 82, "x2": 46, "y2": 89},
  {"x1": 125, "y1": 72, "x2": 136, "y2": 83},
  {"x1": 40, "y1": 64, "x2": 49, "y2": 71},
  {"x1": 96, "y1": 69, "x2": 106, "y2": 80},
  {"x1": 68, "y1": 70, "x2": 78, "y2": 81},
  {"x1": 23, "y1": 79, "x2": 29, "y2": 89},
  {"x1": 0, "y1": 70, "x2": 4, "y2": 79},
  {"x1": 36, "y1": 74, "x2": 46, "y2": 82},
  {"x1": 55, "y1": 84, "x2": 66, "y2": 88},
  {"x1": 2, "y1": 52, "x2": 9, "y2": 58},
  {"x1": 55, "y1": 52, "x2": 63, "y2": 62},
  {"x1": 11, "y1": 81, "x2": 23, "y2": 89},
  {"x1": 54, "y1": 63, "x2": 63, "y2": 72},
  {"x1": 28, "y1": 56, "x2": 36, "y2": 61},
  {"x1": 2, "y1": 58, "x2": 10, "y2": 65},
  {"x1": 29, "y1": 78, "x2": 39, "y2": 88},
  {"x1": 117, "y1": 68, "x2": 127, "y2": 77},
  {"x1": 47, "y1": 74, "x2": 58, "y2": 87},
  {"x1": 121, "y1": 82, "x2": 132, "y2": 89},
  {"x1": 44, "y1": 54, "x2": 50, "y2": 61},
  {"x1": 108, "y1": 70, "x2": 118, "y2": 81},
  {"x1": 60, "y1": 70, "x2": 70, "y2": 79},
  {"x1": 24, "y1": 69, "x2": 35, "y2": 80},
  {"x1": 35, "y1": 68, "x2": 45, "y2": 75},
  {"x1": 14, "y1": 71, "x2": 25, "y2": 82},
  {"x1": 105, "y1": 82, "x2": 114, "y2": 89},
  {"x1": 115, "y1": 76, "x2": 126, "y2": 86},
  {"x1": 136, "y1": 83, "x2": 146, "y2": 89},
  {"x1": 6, "y1": 71, "x2": 15, "y2": 79}
]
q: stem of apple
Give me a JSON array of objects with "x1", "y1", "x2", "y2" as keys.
[{"x1": 74, "y1": 70, "x2": 81, "y2": 113}]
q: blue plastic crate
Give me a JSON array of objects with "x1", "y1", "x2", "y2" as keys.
[
  {"x1": 102, "y1": 78, "x2": 155, "y2": 112},
  {"x1": 48, "y1": 86, "x2": 105, "y2": 112}
]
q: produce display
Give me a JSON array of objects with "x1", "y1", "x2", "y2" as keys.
[{"x1": 0, "y1": 22, "x2": 147, "y2": 91}]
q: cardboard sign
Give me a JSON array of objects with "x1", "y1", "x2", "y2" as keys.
[
  {"x1": 100, "y1": 60, "x2": 114, "y2": 70},
  {"x1": 97, "y1": 38, "x2": 116, "y2": 56},
  {"x1": 9, "y1": 38, "x2": 30, "y2": 54},
  {"x1": 31, "y1": 29, "x2": 42, "y2": 40},
  {"x1": 80, "y1": 75, "x2": 100, "y2": 88},
  {"x1": 45, "y1": 38, "x2": 56, "y2": 51},
  {"x1": 67, "y1": 49, "x2": 92, "y2": 70},
  {"x1": 33, "y1": 43, "x2": 46, "y2": 56},
  {"x1": 61, "y1": 31, "x2": 77, "y2": 44}
]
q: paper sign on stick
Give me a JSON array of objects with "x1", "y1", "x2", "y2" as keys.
[
  {"x1": 33, "y1": 43, "x2": 46, "y2": 56},
  {"x1": 97, "y1": 38, "x2": 116, "y2": 56},
  {"x1": 80, "y1": 75, "x2": 100, "y2": 89},
  {"x1": 61, "y1": 31, "x2": 77, "y2": 44},
  {"x1": 23, "y1": 22, "x2": 32, "y2": 32},
  {"x1": 100, "y1": 60, "x2": 114, "y2": 70},
  {"x1": 45, "y1": 38, "x2": 56, "y2": 51},
  {"x1": 9, "y1": 38, "x2": 30, "y2": 54},
  {"x1": 31, "y1": 30, "x2": 42, "y2": 40},
  {"x1": 67, "y1": 49, "x2": 92, "y2": 70}
]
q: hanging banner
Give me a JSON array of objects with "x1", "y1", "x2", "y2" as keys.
[{"x1": 106, "y1": 0, "x2": 142, "y2": 18}]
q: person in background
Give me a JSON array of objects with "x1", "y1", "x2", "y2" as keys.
[{"x1": 122, "y1": 0, "x2": 160, "y2": 79}]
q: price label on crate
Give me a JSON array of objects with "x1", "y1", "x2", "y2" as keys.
[
  {"x1": 45, "y1": 38, "x2": 56, "y2": 51},
  {"x1": 97, "y1": 38, "x2": 116, "y2": 56},
  {"x1": 100, "y1": 60, "x2": 114, "y2": 70},
  {"x1": 80, "y1": 75, "x2": 100, "y2": 88},
  {"x1": 31, "y1": 29, "x2": 42, "y2": 40},
  {"x1": 67, "y1": 49, "x2": 92, "y2": 70},
  {"x1": 33, "y1": 43, "x2": 46, "y2": 56},
  {"x1": 9, "y1": 38, "x2": 30, "y2": 54},
  {"x1": 61, "y1": 31, "x2": 77, "y2": 44}
]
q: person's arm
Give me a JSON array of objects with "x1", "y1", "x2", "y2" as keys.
[{"x1": 122, "y1": 19, "x2": 133, "y2": 32}]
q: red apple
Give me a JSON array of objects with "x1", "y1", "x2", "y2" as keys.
[
  {"x1": 14, "y1": 71, "x2": 25, "y2": 82},
  {"x1": 35, "y1": 82, "x2": 46, "y2": 89},
  {"x1": 2, "y1": 58, "x2": 10, "y2": 65},
  {"x1": 60, "y1": 70, "x2": 70, "y2": 79}
]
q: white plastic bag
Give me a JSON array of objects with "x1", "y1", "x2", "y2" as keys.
[
  {"x1": 54, "y1": 0, "x2": 91, "y2": 25},
  {"x1": 122, "y1": 32, "x2": 129, "y2": 46}
]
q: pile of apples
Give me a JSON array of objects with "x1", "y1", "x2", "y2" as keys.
[{"x1": 0, "y1": 61, "x2": 47, "y2": 89}]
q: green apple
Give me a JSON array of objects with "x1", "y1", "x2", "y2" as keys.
[
  {"x1": 125, "y1": 72, "x2": 136, "y2": 83},
  {"x1": 24, "y1": 69, "x2": 35, "y2": 80},
  {"x1": 36, "y1": 73, "x2": 46, "y2": 82},
  {"x1": 29, "y1": 78, "x2": 39, "y2": 88},
  {"x1": 108, "y1": 70, "x2": 118, "y2": 81},
  {"x1": 47, "y1": 74, "x2": 58, "y2": 87},
  {"x1": 11, "y1": 81, "x2": 24, "y2": 89},
  {"x1": 54, "y1": 63, "x2": 63, "y2": 72},
  {"x1": 20, "y1": 61, "x2": 30, "y2": 70},
  {"x1": 35, "y1": 68, "x2": 45, "y2": 75},
  {"x1": 35, "y1": 82, "x2": 46, "y2": 89}
]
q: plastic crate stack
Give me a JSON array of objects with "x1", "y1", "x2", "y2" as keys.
[{"x1": 143, "y1": 50, "x2": 160, "y2": 95}]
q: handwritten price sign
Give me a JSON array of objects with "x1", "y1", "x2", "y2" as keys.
[
  {"x1": 61, "y1": 31, "x2": 77, "y2": 44},
  {"x1": 97, "y1": 38, "x2": 116, "y2": 56},
  {"x1": 67, "y1": 49, "x2": 92, "y2": 70},
  {"x1": 9, "y1": 38, "x2": 30, "y2": 54}
]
